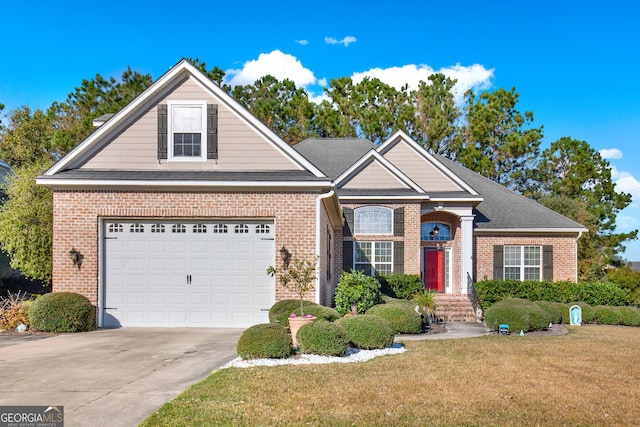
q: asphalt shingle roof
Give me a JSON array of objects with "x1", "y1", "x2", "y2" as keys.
[{"x1": 294, "y1": 138, "x2": 375, "y2": 179}]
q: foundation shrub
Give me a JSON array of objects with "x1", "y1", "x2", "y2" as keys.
[
  {"x1": 619, "y1": 306, "x2": 640, "y2": 327},
  {"x1": 334, "y1": 270, "x2": 382, "y2": 315},
  {"x1": 593, "y1": 306, "x2": 624, "y2": 325},
  {"x1": 29, "y1": 292, "x2": 95, "y2": 333},
  {"x1": 367, "y1": 303, "x2": 422, "y2": 334},
  {"x1": 569, "y1": 302, "x2": 595, "y2": 323},
  {"x1": 484, "y1": 298, "x2": 550, "y2": 332},
  {"x1": 568, "y1": 282, "x2": 629, "y2": 306},
  {"x1": 335, "y1": 314, "x2": 394, "y2": 349},
  {"x1": 378, "y1": 274, "x2": 423, "y2": 300},
  {"x1": 297, "y1": 320, "x2": 349, "y2": 356},
  {"x1": 237, "y1": 323, "x2": 292, "y2": 359}
]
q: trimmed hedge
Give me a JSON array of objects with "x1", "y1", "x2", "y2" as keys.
[
  {"x1": 237, "y1": 323, "x2": 292, "y2": 359},
  {"x1": 378, "y1": 274, "x2": 423, "y2": 300},
  {"x1": 484, "y1": 298, "x2": 551, "y2": 333},
  {"x1": 619, "y1": 307, "x2": 640, "y2": 327},
  {"x1": 334, "y1": 270, "x2": 382, "y2": 315},
  {"x1": 335, "y1": 315, "x2": 395, "y2": 349},
  {"x1": 269, "y1": 300, "x2": 318, "y2": 326},
  {"x1": 297, "y1": 320, "x2": 349, "y2": 356},
  {"x1": 593, "y1": 306, "x2": 624, "y2": 325},
  {"x1": 534, "y1": 301, "x2": 565, "y2": 324},
  {"x1": 476, "y1": 280, "x2": 629, "y2": 309},
  {"x1": 29, "y1": 292, "x2": 95, "y2": 333},
  {"x1": 292, "y1": 304, "x2": 340, "y2": 322},
  {"x1": 367, "y1": 303, "x2": 422, "y2": 334}
]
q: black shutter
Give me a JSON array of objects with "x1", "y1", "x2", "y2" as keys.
[
  {"x1": 393, "y1": 241, "x2": 404, "y2": 274},
  {"x1": 342, "y1": 208, "x2": 354, "y2": 238},
  {"x1": 493, "y1": 245, "x2": 504, "y2": 280},
  {"x1": 157, "y1": 104, "x2": 168, "y2": 159},
  {"x1": 342, "y1": 241, "x2": 353, "y2": 272},
  {"x1": 394, "y1": 207, "x2": 404, "y2": 237},
  {"x1": 207, "y1": 104, "x2": 218, "y2": 160},
  {"x1": 543, "y1": 245, "x2": 554, "y2": 281}
]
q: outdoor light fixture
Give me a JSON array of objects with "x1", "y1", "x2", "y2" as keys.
[
  {"x1": 279, "y1": 245, "x2": 292, "y2": 267},
  {"x1": 69, "y1": 246, "x2": 83, "y2": 269}
]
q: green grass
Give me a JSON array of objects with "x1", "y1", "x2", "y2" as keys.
[{"x1": 141, "y1": 325, "x2": 640, "y2": 426}]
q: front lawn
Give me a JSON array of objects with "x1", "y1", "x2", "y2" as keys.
[{"x1": 142, "y1": 325, "x2": 640, "y2": 426}]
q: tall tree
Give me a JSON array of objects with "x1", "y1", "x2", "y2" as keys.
[
  {"x1": 531, "y1": 137, "x2": 637, "y2": 279},
  {"x1": 452, "y1": 87, "x2": 543, "y2": 189},
  {"x1": 232, "y1": 75, "x2": 317, "y2": 144},
  {"x1": 411, "y1": 73, "x2": 460, "y2": 155},
  {"x1": 0, "y1": 107, "x2": 57, "y2": 167}
]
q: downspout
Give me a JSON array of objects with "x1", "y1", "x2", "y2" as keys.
[
  {"x1": 576, "y1": 230, "x2": 584, "y2": 282},
  {"x1": 316, "y1": 188, "x2": 337, "y2": 305}
]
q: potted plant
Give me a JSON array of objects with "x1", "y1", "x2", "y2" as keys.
[{"x1": 267, "y1": 247, "x2": 319, "y2": 346}]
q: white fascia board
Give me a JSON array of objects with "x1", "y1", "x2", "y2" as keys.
[
  {"x1": 35, "y1": 178, "x2": 334, "y2": 189},
  {"x1": 335, "y1": 150, "x2": 424, "y2": 193},
  {"x1": 377, "y1": 130, "x2": 479, "y2": 196},
  {"x1": 474, "y1": 227, "x2": 589, "y2": 233},
  {"x1": 46, "y1": 60, "x2": 326, "y2": 179},
  {"x1": 429, "y1": 197, "x2": 484, "y2": 203},
  {"x1": 338, "y1": 195, "x2": 429, "y2": 201}
]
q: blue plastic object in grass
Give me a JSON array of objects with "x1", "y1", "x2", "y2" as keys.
[{"x1": 499, "y1": 324, "x2": 509, "y2": 335}]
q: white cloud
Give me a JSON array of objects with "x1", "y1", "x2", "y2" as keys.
[
  {"x1": 295, "y1": 39, "x2": 309, "y2": 46},
  {"x1": 615, "y1": 174, "x2": 640, "y2": 208},
  {"x1": 325, "y1": 36, "x2": 357, "y2": 47},
  {"x1": 225, "y1": 50, "x2": 317, "y2": 87},
  {"x1": 351, "y1": 63, "x2": 494, "y2": 104},
  {"x1": 600, "y1": 148, "x2": 623, "y2": 160}
]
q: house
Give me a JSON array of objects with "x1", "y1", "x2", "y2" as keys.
[{"x1": 37, "y1": 60, "x2": 587, "y2": 328}]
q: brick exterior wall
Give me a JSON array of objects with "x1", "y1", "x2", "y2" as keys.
[
  {"x1": 475, "y1": 233, "x2": 580, "y2": 282},
  {"x1": 52, "y1": 190, "x2": 327, "y2": 306}
]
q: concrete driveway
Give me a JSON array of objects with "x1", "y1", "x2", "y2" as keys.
[{"x1": 0, "y1": 328, "x2": 242, "y2": 427}]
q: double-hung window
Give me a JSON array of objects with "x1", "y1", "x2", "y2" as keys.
[
  {"x1": 168, "y1": 101, "x2": 207, "y2": 161},
  {"x1": 504, "y1": 246, "x2": 542, "y2": 281},
  {"x1": 354, "y1": 241, "x2": 392, "y2": 276}
]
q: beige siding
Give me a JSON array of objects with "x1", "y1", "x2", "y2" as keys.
[
  {"x1": 341, "y1": 161, "x2": 408, "y2": 189},
  {"x1": 383, "y1": 141, "x2": 462, "y2": 192},
  {"x1": 81, "y1": 76, "x2": 299, "y2": 171}
]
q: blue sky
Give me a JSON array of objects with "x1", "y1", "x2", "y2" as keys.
[{"x1": 2, "y1": 0, "x2": 639, "y2": 260}]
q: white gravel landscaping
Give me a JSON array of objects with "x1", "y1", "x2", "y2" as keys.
[{"x1": 221, "y1": 343, "x2": 406, "y2": 369}]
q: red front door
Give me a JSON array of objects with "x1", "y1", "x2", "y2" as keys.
[{"x1": 424, "y1": 249, "x2": 444, "y2": 292}]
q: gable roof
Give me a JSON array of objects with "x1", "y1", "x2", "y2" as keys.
[
  {"x1": 436, "y1": 154, "x2": 588, "y2": 232},
  {"x1": 41, "y1": 59, "x2": 326, "y2": 180},
  {"x1": 294, "y1": 138, "x2": 375, "y2": 179}
]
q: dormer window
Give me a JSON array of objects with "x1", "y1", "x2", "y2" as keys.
[{"x1": 168, "y1": 101, "x2": 207, "y2": 161}]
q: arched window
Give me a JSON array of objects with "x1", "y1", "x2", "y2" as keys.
[
  {"x1": 354, "y1": 206, "x2": 392, "y2": 234},
  {"x1": 421, "y1": 222, "x2": 451, "y2": 241}
]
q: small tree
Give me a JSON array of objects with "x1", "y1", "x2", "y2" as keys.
[{"x1": 267, "y1": 247, "x2": 318, "y2": 316}]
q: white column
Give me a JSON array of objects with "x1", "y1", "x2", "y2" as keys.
[{"x1": 460, "y1": 215, "x2": 475, "y2": 294}]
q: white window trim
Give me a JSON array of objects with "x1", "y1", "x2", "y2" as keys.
[
  {"x1": 167, "y1": 100, "x2": 207, "y2": 162},
  {"x1": 354, "y1": 206, "x2": 393, "y2": 235},
  {"x1": 504, "y1": 245, "x2": 542, "y2": 281}
]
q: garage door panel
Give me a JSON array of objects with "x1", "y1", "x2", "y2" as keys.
[{"x1": 104, "y1": 219, "x2": 275, "y2": 327}]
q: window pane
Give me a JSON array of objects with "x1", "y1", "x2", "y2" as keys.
[
  {"x1": 354, "y1": 207, "x2": 392, "y2": 234},
  {"x1": 524, "y1": 267, "x2": 540, "y2": 281},
  {"x1": 524, "y1": 246, "x2": 541, "y2": 266},
  {"x1": 504, "y1": 267, "x2": 521, "y2": 280},
  {"x1": 420, "y1": 222, "x2": 451, "y2": 241},
  {"x1": 355, "y1": 242, "x2": 372, "y2": 263},
  {"x1": 375, "y1": 264, "x2": 392, "y2": 275},
  {"x1": 173, "y1": 106, "x2": 202, "y2": 131},
  {"x1": 375, "y1": 242, "x2": 392, "y2": 263},
  {"x1": 174, "y1": 133, "x2": 201, "y2": 158},
  {"x1": 504, "y1": 246, "x2": 521, "y2": 266}
]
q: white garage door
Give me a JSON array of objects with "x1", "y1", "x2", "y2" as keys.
[{"x1": 102, "y1": 219, "x2": 275, "y2": 327}]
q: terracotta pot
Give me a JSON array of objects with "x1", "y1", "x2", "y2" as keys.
[{"x1": 288, "y1": 316, "x2": 316, "y2": 347}]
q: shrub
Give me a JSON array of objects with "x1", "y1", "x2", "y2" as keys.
[
  {"x1": 367, "y1": 303, "x2": 422, "y2": 334},
  {"x1": 237, "y1": 323, "x2": 292, "y2": 359},
  {"x1": 297, "y1": 320, "x2": 349, "y2": 356},
  {"x1": 269, "y1": 300, "x2": 318, "y2": 326},
  {"x1": 335, "y1": 315, "x2": 395, "y2": 349},
  {"x1": 534, "y1": 301, "x2": 564, "y2": 324},
  {"x1": 593, "y1": 306, "x2": 624, "y2": 325},
  {"x1": 378, "y1": 274, "x2": 423, "y2": 300},
  {"x1": 292, "y1": 304, "x2": 340, "y2": 322},
  {"x1": 568, "y1": 282, "x2": 629, "y2": 306},
  {"x1": 0, "y1": 292, "x2": 32, "y2": 330},
  {"x1": 485, "y1": 299, "x2": 529, "y2": 333},
  {"x1": 568, "y1": 302, "x2": 595, "y2": 323},
  {"x1": 29, "y1": 292, "x2": 95, "y2": 333},
  {"x1": 334, "y1": 270, "x2": 382, "y2": 315},
  {"x1": 619, "y1": 306, "x2": 640, "y2": 327},
  {"x1": 606, "y1": 266, "x2": 640, "y2": 305}
]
